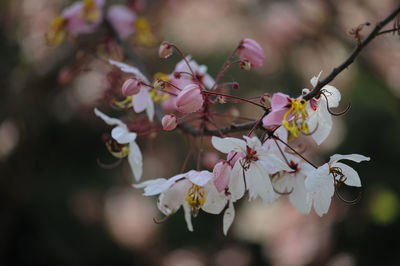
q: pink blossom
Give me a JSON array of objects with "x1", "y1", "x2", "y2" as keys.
[
  {"x1": 62, "y1": 0, "x2": 105, "y2": 35},
  {"x1": 227, "y1": 150, "x2": 245, "y2": 168},
  {"x1": 175, "y1": 84, "x2": 204, "y2": 113},
  {"x1": 239, "y1": 38, "x2": 264, "y2": 68},
  {"x1": 107, "y1": 5, "x2": 137, "y2": 39},
  {"x1": 122, "y1": 78, "x2": 141, "y2": 96},
  {"x1": 262, "y1": 92, "x2": 291, "y2": 126},
  {"x1": 161, "y1": 114, "x2": 178, "y2": 131},
  {"x1": 213, "y1": 161, "x2": 232, "y2": 193}
]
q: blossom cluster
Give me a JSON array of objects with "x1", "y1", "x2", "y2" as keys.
[
  {"x1": 46, "y1": 0, "x2": 156, "y2": 46},
  {"x1": 93, "y1": 38, "x2": 370, "y2": 234}
]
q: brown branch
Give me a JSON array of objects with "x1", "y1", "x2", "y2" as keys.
[{"x1": 303, "y1": 4, "x2": 400, "y2": 101}]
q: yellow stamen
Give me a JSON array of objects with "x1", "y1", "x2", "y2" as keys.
[
  {"x1": 105, "y1": 139, "x2": 130, "y2": 158},
  {"x1": 185, "y1": 184, "x2": 206, "y2": 217},
  {"x1": 150, "y1": 72, "x2": 170, "y2": 103},
  {"x1": 80, "y1": 0, "x2": 100, "y2": 22},
  {"x1": 112, "y1": 96, "x2": 133, "y2": 109},
  {"x1": 282, "y1": 98, "x2": 309, "y2": 137},
  {"x1": 46, "y1": 16, "x2": 67, "y2": 46},
  {"x1": 134, "y1": 17, "x2": 157, "y2": 46}
]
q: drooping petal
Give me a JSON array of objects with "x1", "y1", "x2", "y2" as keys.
[
  {"x1": 330, "y1": 154, "x2": 370, "y2": 164},
  {"x1": 223, "y1": 200, "x2": 235, "y2": 235},
  {"x1": 229, "y1": 161, "x2": 245, "y2": 201},
  {"x1": 183, "y1": 203, "x2": 193, "y2": 232},
  {"x1": 313, "y1": 190, "x2": 333, "y2": 216},
  {"x1": 128, "y1": 141, "x2": 143, "y2": 181},
  {"x1": 247, "y1": 161, "x2": 275, "y2": 204},
  {"x1": 305, "y1": 163, "x2": 330, "y2": 193},
  {"x1": 334, "y1": 162, "x2": 361, "y2": 187},
  {"x1": 212, "y1": 136, "x2": 246, "y2": 154},
  {"x1": 94, "y1": 108, "x2": 125, "y2": 127},
  {"x1": 213, "y1": 161, "x2": 232, "y2": 192},
  {"x1": 262, "y1": 109, "x2": 289, "y2": 127},
  {"x1": 259, "y1": 152, "x2": 293, "y2": 173},
  {"x1": 289, "y1": 177, "x2": 312, "y2": 214},
  {"x1": 132, "y1": 88, "x2": 150, "y2": 113},
  {"x1": 108, "y1": 59, "x2": 150, "y2": 83},
  {"x1": 202, "y1": 183, "x2": 227, "y2": 215},
  {"x1": 271, "y1": 92, "x2": 291, "y2": 109},
  {"x1": 145, "y1": 92, "x2": 155, "y2": 122},
  {"x1": 111, "y1": 126, "x2": 136, "y2": 144}
]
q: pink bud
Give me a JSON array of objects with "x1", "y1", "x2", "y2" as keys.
[
  {"x1": 161, "y1": 114, "x2": 177, "y2": 131},
  {"x1": 213, "y1": 161, "x2": 232, "y2": 192},
  {"x1": 122, "y1": 78, "x2": 141, "y2": 96},
  {"x1": 239, "y1": 38, "x2": 264, "y2": 68},
  {"x1": 175, "y1": 84, "x2": 204, "y2": 113},
  {"x1": 159, "y1": 41, "x2": 173, "y2": 58}
]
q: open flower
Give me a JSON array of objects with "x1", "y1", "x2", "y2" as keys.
[
  {"x1": 305, "y1": 154, "x2": 370, "y2": 216},
  {"x1": 109, "y1": 59, "x2": 154, "y2": 121},
  {"x1": 212, "y1": 136, "x2": 291, "y2": 204},
  {"x1": 134, "y1": 170, "x2": 229, "y2": 232},
  {"x1": 303, "y1": 71, "x2": 341, "y2": 145},
  {"x1": 107, "y1": 5, "x2": 137, "y2": 39},
  {"x1": 94, "y1": 108, "x2": 143, "y2": 181}
]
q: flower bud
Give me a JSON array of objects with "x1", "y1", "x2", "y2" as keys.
[
  {"x1": 239, "y1": 38, "x2": 264, "y2": 68},
  {"x1": 161, "y1": 114, "x2": 178, "y2": 131},
  {"x1": 175, "y1": 84, "x2": 204, "y2": 113},
  {"x1": 122, "y1": 78, "x2": 141, "y2": 96},
  {"x1": 213, "y1": 161, "x2": 232, "y2": 192},
  {"x1": 159, "y1": 41, "x2": 173, "y2": 58},
  {"x1": 240, "y1": 60, "x2": 251, "y2": 71},
  {"x1": 260, "y1": 93, "x2": 271, "y2": 106}
]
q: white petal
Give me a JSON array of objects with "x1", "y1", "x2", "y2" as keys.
[
  {"x1": 334, "y1": 162, "x2": 361, "y2": 187},
  {"x1": 94, "y1": 108, "x2": 125, "y2": 127},
  {"x1": 111, "y1": 126, "x2": 136, "y2": 144},
  {"x1": 247, "y1": 162, "x2": 275, "y2": 204},
  {"x1": 322, "y1": 85, "x2": 341, "y2": 108},
  {"x1": 259, "y1": 152, "x2": 293, "y2": 173},
  {"x1": 133, "y1": 178, "x2": 167, "y2": 196},
  {"x1": 223, "y1": 200, "x2": 235, "y2": 235},
  {"x1": 212, "y1": 136, "x2": 246, "y2": 154},
  {"x1": 145, "y1": 94, "x2": 155, "y2": 122},
  {"x1": 128, "y1": 141, "x2": 143, "y2": 182},
  {"x1": 157, "y1": 180, "x2": 190, "y2": 215},
  {"x1": 202, "y1": 183, "x2": 227, "y2": 214},
  {"x1": 309, "y1": 104, "x2": 332, "y2": 145},
  {"x1": 305, "y1": 164, "x2": 330, "y2": 193},
  {"x1": 108, "y1": 59, "x2": 150, "y2": 83},
  {"x1": 187, "y1": 170, "x2": 213, "y2": 186},
  {"x1": 289, "y1": 177, "x2": 312, "y2": 214},
  {"x1": 183, "y1": 203, "x2": 193, "y2": 232},
  {"x1": 330, "y1": 154, "x2": 370, "y2": 164},
  {"x1": 313, "y1": 190, "x2": 333, "y2": 216},
  {"x1": 132, "y1": 88, "x2": 149, "y2": 113},
  {"x1": 310, "y1": 71, "x2": 323, "y2": 87},
  {"x1": 229, "y1": 161, "x2": 245, "y2": 201},
  {"x1": 243, "y1": 136, "x2": 262, "y2": 150}
]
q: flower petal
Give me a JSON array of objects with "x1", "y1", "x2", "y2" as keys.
[
  {"x1": 202, "y1": 183, "x2": 227, "y2": 215},
  {"x1": 305, "y1": 163, "x2": 330, "y2": 193},
  {"x1": 128, "y1": 141, "x2": 143, "y2": 182},
  {"x1": 334, "y1": 162, "x2": 361, "y2": 187},
  {"x1": 310, "y1": 71, "x2": 323, "y2": 88},
  {"x1": 145, "y1": 93, "x2": 155, "y2": 122},
  {"x1": 187, "y1": 170, "x2": 213, "y2": 186},
  {"x1": 323, "y1": 85, "x2": 341, "y2": 108},
  {"x1": 289, "y1": 177, "x2": 312, "y2": 214},
  {"x1": 212, "y1": 136, "x2": 246, "y2": 154},
  {"x1": 223, "y1": 200, "x2": 235, "y2": 235},
  {"x1": 111, "y1": 126, "x2": 136, "y2": 144},
  {"x1": 313, "y1": 190, "x2": 333, "y2": 216},
  {"x1": 330, "y1": 154, "x2": 370, "y2": 164},
  {"x1": 309, "y1": 103, "x2": 332, "y2": 145},
  {"x1": 229, "y1": 161, "x2": 245, "y2": 201},
  {"x1": 247, "y1": 161, "x2": 275, "y2": 204},
  {"x1": 132, "y1": 88, "x2": 150, "y2": 113},
  {"x1": 94, "y1": 108, "x2": 125, "y2": 127},
  {"x1": 109, "y1": 59, "x2": 150, "y2": 83},
  {"x1": 183, "y1": 203, "x2": 193, "y2": 232},
  {"x1": 133, "y1": 178, "x2": 167, "y2": 195}
]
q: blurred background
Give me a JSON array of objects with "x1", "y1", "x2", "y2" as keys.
[{"x1": 0, "y1": 0, "x2": 400, "y2": 265}]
